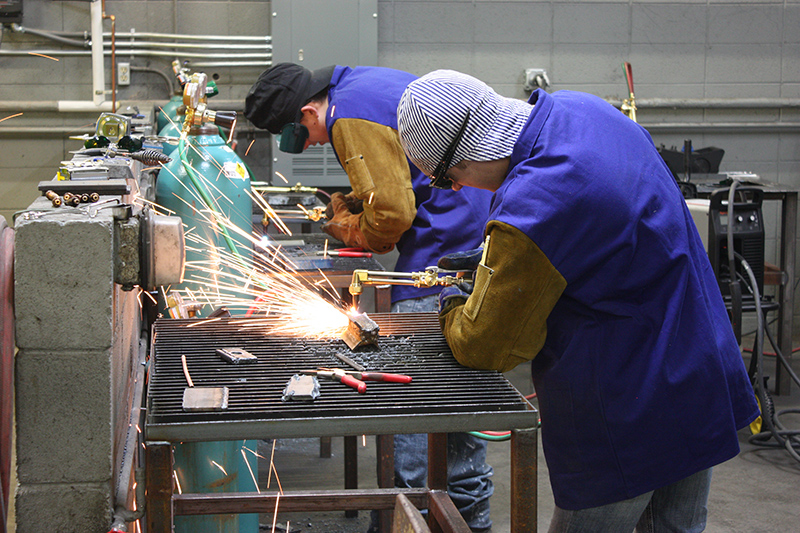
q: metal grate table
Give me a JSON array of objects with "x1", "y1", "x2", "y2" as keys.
[{"x1": 145, "y1": 313, "x2": 538, "y2": 532}]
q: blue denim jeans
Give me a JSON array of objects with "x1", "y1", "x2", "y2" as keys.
[
  {"x1": 548, "y1": 468, "x2": 713, "y2": 533},
  {"x1": 389, "y1": 295, "x2": 494, "y2": 530}
]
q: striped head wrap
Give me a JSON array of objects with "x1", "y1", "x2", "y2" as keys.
[{"x1": 397, "y1": 70, "x2": 534, "y2": 175}]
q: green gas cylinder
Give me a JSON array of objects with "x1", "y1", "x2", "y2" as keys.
[
  {"x1": 159, "y1": 112, "x2": 184, "y2": 156},
  {"x1": 157, "y1": 94, "x2": 183, "y2": 133},
  {"x1": 156, "y1": 123, "x2": 257, "y2": 533},
  {"x1": 156, "y1": 123, "x2": 252, "y2": 307}
]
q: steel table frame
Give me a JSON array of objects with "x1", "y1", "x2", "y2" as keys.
[{"x1": 144, "y1": 314, "x2": 538, "y2": 532}]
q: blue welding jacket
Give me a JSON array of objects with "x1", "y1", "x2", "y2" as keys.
[
  {"x1": 326, "y1": 66, "x2": 492, "y2": 303},
  {"x1": 491, "y1": 89, "x2": 759, "y2": 510}
]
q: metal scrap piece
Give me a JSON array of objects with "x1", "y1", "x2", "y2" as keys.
[
  {"x1": 341, "y1": 311, "x2": 380, "y2": 351},
  {"x1": 182, "y1": 386, "x2": 229, "y2": 411},
  {"x1": 282, "y1": 374, "x2": 320, "y2": 402},
  {"x1": 217, "y1": 347, "x2": 257, "y2": 364}
]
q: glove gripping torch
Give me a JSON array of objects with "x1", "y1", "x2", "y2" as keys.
[{"x1": 348, "y1": 267, "x2": 474, "y2": 307}]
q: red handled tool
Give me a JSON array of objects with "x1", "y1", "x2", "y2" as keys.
[
  {"x1": 302, "y1": 368, "x2": 367, "y2": 393},
  {"x1": 316, "y1": 247, "x2": 373, "y2": 258},
  {"x1": 333, "y1": 369, "x2": 412, "y2": 384}
]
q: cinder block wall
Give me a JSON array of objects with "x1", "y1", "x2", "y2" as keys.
[{"x1": 14, "y1": 198, "x2": 142, "y2": 532}]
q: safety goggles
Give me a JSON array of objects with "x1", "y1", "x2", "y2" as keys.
[
  {"x1": 276, "y1": 121, "x2": 309, "y2": 154},
  {"x1": 428, "y1": 111, "x2": 470, "y2": 190}
]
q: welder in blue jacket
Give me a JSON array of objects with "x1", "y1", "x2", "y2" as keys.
[
  {"x1": 397, "y1": 70, "x2": 760, "y2": 532},
  {"x1": 244, "y1": 64, "x2": 494, "y2": 531}
]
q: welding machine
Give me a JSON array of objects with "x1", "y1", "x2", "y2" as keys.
[
  {"x1": 707, "y1": 186, "x2": 765, "y2": 298},
  {"x1": 707, "y1": 186, "x2": 766, "y2": 343}
]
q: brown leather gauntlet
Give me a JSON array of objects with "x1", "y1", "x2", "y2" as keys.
[{"x1": 321, "y1": 192, "x2": 369, "y2": 249}]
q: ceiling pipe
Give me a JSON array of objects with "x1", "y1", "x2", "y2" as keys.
[{"x1": 90, "y1": 0, "x2": 105, "y2": 107}]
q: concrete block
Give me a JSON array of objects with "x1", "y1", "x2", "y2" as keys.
[
  {"x1": 394, "y1": 2, "x2": 474, "y2": 43},
  {"x1": 632, "y1": 4, "x2": 707, "y2": 44},
  {"x1": 706, "y1": 44, "x2": 781, "y2": 84},
  {"x1": 475, "y1": 2, "x2": 551, "y2": 44},
  {"x1": 554, "y1": 3, "x2": 630, "y2": 44},
  {"x1": 15, "y1": 483, "x2": 113, "y2": 533},
  {"x1": 552, "y1": 43, "x2": 629, "y2": 86},
  {"x1": 15, "y1": 348, "x2": 114, "y2": 484},
  {"x1": 14, "y1": 203, "x2": 115, "y2": 351},
  {"x1": 784, "y1": 44, "x2": 800, "y2": 83},
  {"x1": 708, "y1": 5, "x2": 782, "y2": 44},
  {"x1": 389, "y1": 43, "x2": 474, "y2": 78}
]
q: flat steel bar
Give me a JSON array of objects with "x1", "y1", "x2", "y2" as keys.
[
  {"x1": 428, "y1": 490, "x2": 471, "y2": 533},
  {"x1": 145, "y1": 410, "x2": 537, "y2": 442},
  {"x1": 172, "y1": 488, "x2": 429, "y2": 515}
]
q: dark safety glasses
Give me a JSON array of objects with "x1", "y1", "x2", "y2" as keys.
[
  {"x1": 277, "y1": 121, "x2": 309, "y2": 154},
  {"x1": 429, "y1": 111, "x2": 470, "y2": 190}
]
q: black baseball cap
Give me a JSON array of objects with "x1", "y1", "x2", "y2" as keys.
[{"x1": 244, "y1": 63, "x2": 335, "y2": 134}]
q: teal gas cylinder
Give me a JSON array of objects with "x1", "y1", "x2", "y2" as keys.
[
  {"x1": 156, "y1": 123, "x2": 252, "y2": 308},
  {"x1": 157, "y1": 94, "x2": 183, "y2": 132},
  {"x1": 171, "y1": 441, "x2": 259, "y2": 532},
  {"x1": 159, "y1": 115, "x2": 183, "y2": 156},
  {"x1": 156, "y1": 124, "x2": 257, "y2": 533}
]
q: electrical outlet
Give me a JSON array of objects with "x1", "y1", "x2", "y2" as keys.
[
  {"x1": 523, "y1": 68, "x2": 550, "y2": 92},
  {"x1": 118, "y1": 62, "x2": 131, "y2": 86}
]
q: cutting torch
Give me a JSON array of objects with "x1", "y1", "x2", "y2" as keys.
[{"x1": 348, "y1": 267, "x2": 474, "y2": 306}]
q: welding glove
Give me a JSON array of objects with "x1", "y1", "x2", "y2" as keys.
[
  {"x1": 324, "y1": 191, "x2": 363, "y2": 220},
  {"x1": 438, "y1": 285, "x2": 471, "y2": 315},
  {"x1": 321, "y1": 192, "x2": 369, "y2": 249},
  {"x1": 437, "y1": 247, "x2": 484, "y2": 271}
]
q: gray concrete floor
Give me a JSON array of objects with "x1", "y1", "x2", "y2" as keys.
[{"x1": 258, "y1": 350, "x2": 800, "y2": 532}]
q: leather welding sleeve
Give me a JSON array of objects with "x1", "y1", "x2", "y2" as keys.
[
  {"x1": 440, "y1": 220, "x2": 567, "y2": 372},
  {"x1": 326, "y1": 118, "x2": 416, "y2": 253}
]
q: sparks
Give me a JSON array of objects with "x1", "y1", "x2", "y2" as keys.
[
  {"x1": 245, "y1": 139, "x2": 256, "y2": 156},
  {"x1": 274, "y1": 171, "x2": 289, "y2": 184},
  {"x1": 28, "y1": 52, "x2": 59, "y2": 61},
  {"x1": 0, "y1": 113, "x2": 23, "y2": 124}
]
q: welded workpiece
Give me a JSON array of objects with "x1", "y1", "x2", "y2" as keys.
[
  {"x1": 341, "y1": 311, "x2": 380, "y2": 351},
  {"x1": 182, "y1": 386, "x2": 229, "y2": 411},
  {"x1": 216, "y1": 347, "x2": 257, "y2": 364},
  {"x1": 282, "y1": 374, "x2": 320, "y2": 401}
]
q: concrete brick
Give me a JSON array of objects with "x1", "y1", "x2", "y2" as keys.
[
  {"x1": 394, "y1": 2, "x2": 475, "y2": 43},
  {"x1": 632, "y1": 3, "x2": 707, "y2": 44},
  {"x1": 628, "y1": 43, "x2": 706, "y2": 88},
  {"x1": 708, "y1": 4, "x2": 783, "y2": 44},
  {"x1": 551, "y1": 43, "x2": 630, "y2": 86},
  {"x1": 14, "y1": 205, "x2": 115, "y2": 351},
  {"x1": 15, "y1": 483, "x2": 113, "y2": 533},
  {"x1": 388, "y1": 43, "x2": 474, "y2": 78},
  {"x1": 475, "y1": 2, "x2": 552, "y2": 44},
  {"x1": 553, "y1": 2, "x2": 630, "y2": 44},
  {"x1": 15, "y1": 348, "x2": 114, "y2": 483},
  {"x1": 706, "y1": 44, "x2": 781, "y2": 84}
]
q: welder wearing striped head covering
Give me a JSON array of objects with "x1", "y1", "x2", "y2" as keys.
[{"x1": 397, "y1": 70, "x2": 759, "y2": 532}]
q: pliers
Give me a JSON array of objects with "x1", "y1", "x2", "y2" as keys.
[
  {"x1": 301, "y1": 368, "x2": 412, "y2": 394},
  {"x1": 315, "y1": 247, "x2": 373, "y2": 258}
]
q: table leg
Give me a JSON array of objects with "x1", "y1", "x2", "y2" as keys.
[
  {"x1": 777, "y1": 192, "x2": 797, "y2": 395},
  {"x1": 377, "y1": 435, "x2": 395, "y2": 533},
  {"x1": 344, "y1": 435, "x2": 358, "y2": 518},
  {"x1": 145, "y1": 442, "x2": 173, "y2": 533},
  {"x1": 511, "y1": 427, "x2": 538, "y2": 532}
]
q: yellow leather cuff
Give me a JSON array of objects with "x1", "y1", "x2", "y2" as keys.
[{"x1": 441, "y1": 221, "x2": 567, "y2": 372}]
